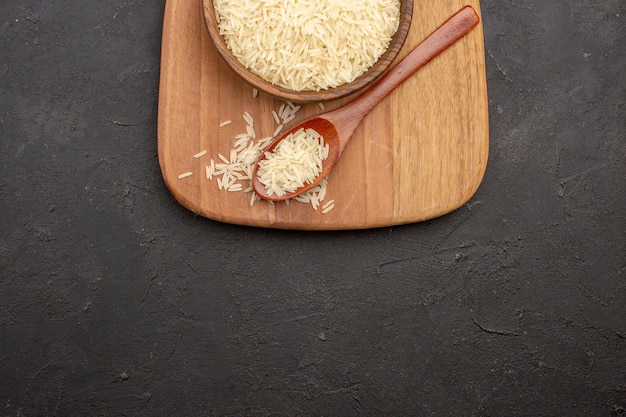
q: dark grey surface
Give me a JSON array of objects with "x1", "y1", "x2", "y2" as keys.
[{"x1": 1, "y1": 0, "x2": 625, "y2": 416}]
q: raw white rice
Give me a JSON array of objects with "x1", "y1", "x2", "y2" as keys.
[
  {"x1": 273, "y1": 124, "x2": 284, "y2": 137},
  {"x1": 257, "y1": 128, "x2": 328, "y2": 198},
  {"x1": 178, "y1": 172, "x2": 193, "y2": 179},
  {"x1": 213, "y1": 0, "x2": 401, "y2": 91},
  {"x1": 246, "y1": 124, "x2": 256, "y2": 139},
  {"x1": 197, "y1": 103, "x2": 334, "y2": 212},
  {"x1": 243, "y1": 112, "x2": 254, "y2": 126},
  {"x1": 219, "y1": 120, "x2": 232, "y2": 127},
  {"x1": 218, "y1": 153, "x2": 229, "y2": 164},
  {"x1": 322, "y1": 199, "x2": 335, "y2": 213},
  {"x1": 193, "y1": 150, "x2": 207, "y2": 159}
]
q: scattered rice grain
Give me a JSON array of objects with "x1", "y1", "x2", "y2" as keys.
[
  {"x1": 322, "y1": 202, "x2": 335, "y2": 214},
  {"x1": 322, "y1": 200, "x2": 335, "y2": 210},
  {"x1": 218, "y1": 153, "x2": 230, "y2": 164},
  {"x1": 243, "y1": 112, "x2": 254, "y2": 126},
  {"x1": 246, "y1": 125, "x2": 256, "y2": 139},
  {"x1": 282, "y1": 113, "x2": 296, "y2": 124},
  {"x1": 203, "y1": 109, "x2": 333, "y2": 211},
  {"x1": 273, "y1": 124, "x2": 284, "y2": 137},
  {"x1": 193, "y1": 150, "x2": 207, "y2": 159}
]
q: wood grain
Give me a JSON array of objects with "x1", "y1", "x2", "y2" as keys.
[{"x1": 158, "y1": 0, "x2": 489, "y2": 230}]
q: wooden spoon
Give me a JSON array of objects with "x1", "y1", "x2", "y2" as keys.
[{"x1": 252, "y1": 6, "x2": 480, "y2": 201}]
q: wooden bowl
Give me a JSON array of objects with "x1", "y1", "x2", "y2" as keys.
[{"x1": 202, "y1": 0, "x2": 414, "y2": 103}]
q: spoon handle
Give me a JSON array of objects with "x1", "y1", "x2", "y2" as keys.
[{"x1": 333, "y1": 6, "x2": 480, "y2": 127}]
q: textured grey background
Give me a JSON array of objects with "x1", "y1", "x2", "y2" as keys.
[{"x1": 1, "y1": 0, "x2": 625, "y2": 416}]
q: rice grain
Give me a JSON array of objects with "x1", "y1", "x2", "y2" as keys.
[
  {"x1": 193, "y1": 150, "x2": 207, "y2": 159},
  {"x1": 213, "y1": 0, "x2": 401, "y2": 91},
  {"x1": 257, "y1": 128, "x2": 327, "y2": 198},
  {"x1": 202, "y1": 105, "x2": 333, "y2": 211}
]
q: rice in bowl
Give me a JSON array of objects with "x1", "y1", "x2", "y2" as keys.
[{"x1": 213, "y1": 0, "x2": 402, "y2": 92}]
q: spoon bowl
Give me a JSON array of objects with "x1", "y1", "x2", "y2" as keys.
[
  {"x1": 252, "y1": 118, "x2": 343, "y2": 200},
  {"x1": 252, "y1": 6, "x2": 480, "y2": 201}
]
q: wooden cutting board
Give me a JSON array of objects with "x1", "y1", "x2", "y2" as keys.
[{"x1": 157, "y1": 0, "x2": 489, "y2": 230}]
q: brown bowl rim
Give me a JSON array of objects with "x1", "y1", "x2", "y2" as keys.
[{"x1": 202, "y1": 0, "x2": 414, "y2": 102}]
